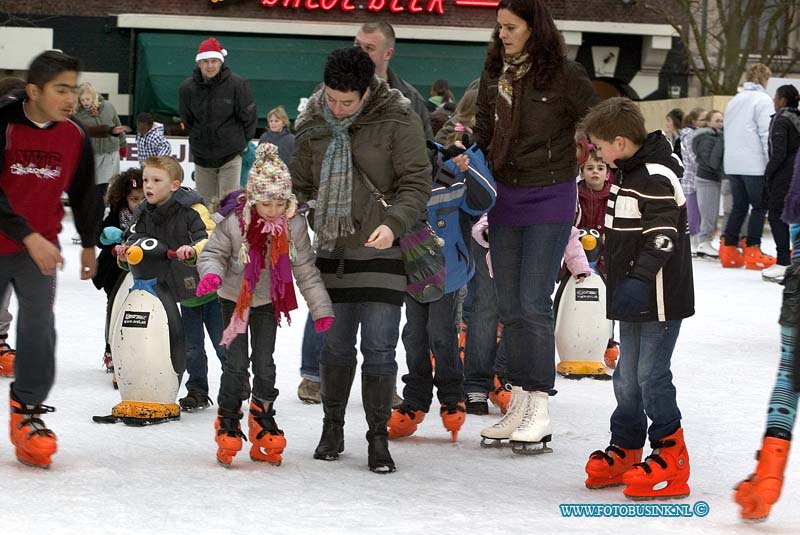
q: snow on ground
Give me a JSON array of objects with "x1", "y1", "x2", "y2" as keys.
[{"x1": 2, "y1": 219, "x2": 797, "y2": 535}]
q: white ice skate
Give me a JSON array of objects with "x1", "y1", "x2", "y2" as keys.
[
  {"x1": 480, "y1": 386, "x2": 529, "y2": 448},
  {"x1": 762, "y1": 263, "x2": 788, "y2": 283},
  {"x1": 509, "y1": 391, "x2": 553, "y2": 455},
  {"x1": 696, "y1": 241, "x2": 719, "y2": 259}
]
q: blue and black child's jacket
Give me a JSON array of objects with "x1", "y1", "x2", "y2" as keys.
[{"x1": 427, "y1": 142, "x2": 497, "y2": 293}]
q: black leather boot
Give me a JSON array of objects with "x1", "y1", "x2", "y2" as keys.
[
  {"x1": 362, "y1": 374, "x2": 397, "y2": 473},
  {"x1": 313, "y1": 364, "x2": 356, "y2": 461}
]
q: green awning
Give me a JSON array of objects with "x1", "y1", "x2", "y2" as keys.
[{"x1": 134, "y1": 31, "x2": 487, "y2": 127}]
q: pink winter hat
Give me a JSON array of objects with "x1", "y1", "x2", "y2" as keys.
[{"x1": 196, "y1": 37, "x2": 227, "y2": 63}]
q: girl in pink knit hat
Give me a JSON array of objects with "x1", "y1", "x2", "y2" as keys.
[{"x1": 196, "y1": 142, "x2": 334, "y2": 468}]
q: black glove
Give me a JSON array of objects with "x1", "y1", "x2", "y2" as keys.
[{"x1": 611, "y1": 277, "x2": 650, "y2": 318}]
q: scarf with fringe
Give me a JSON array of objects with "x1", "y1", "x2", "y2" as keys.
[
  {"x1": 314, "y1": 95, "x2": 365, "y2": 251},
  {"x1": 491, "y1": 52, "x2": 531, "y2": 171},
  {"x1": 220, "y1": 207, "x2": 298, "y2": 347}
]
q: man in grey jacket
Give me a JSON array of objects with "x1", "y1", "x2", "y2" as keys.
[
  {"x1": 355, "y1": 22, "x2": 433, "y2": 139},
  {"x1": 179, "y1": 37, "x2": 257, "y2": 207}
]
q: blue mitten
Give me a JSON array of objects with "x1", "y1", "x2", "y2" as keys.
[
  {"x1": 611, "y1": 277, "x2": 650, "y2": 317},
  {"x1": 100, "y1": 226, "x2": 123, "y2": 246}
]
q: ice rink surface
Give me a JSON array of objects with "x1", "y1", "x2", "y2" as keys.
[{"x1": 2, "y1": 221, "x2": 797, "y2": 534}]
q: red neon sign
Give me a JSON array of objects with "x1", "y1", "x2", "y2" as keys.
[{"x1": 259, "y1": 0, "x2": 477, "y2": 13}]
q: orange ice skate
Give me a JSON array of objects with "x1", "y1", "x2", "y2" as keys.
[
  {"x1": 387, "y1": 405, "x2": 425, "y2": 438},
  {"x1": 585, "y1": 445, "x2": 643, "y2": 489},
  {"x1": 9, "y1": 391, "x2": 57, "y2": 469},
  {"x1": 248, "y1": 399, "x2": 286, "y2": 465},
  {"x1": 735, "y1": 436, "x2": 790, "y2": 521},
  {"x1": 214, "y1": 410, "x2": 245, "y2": 468},
  {"x1": 622, "y1": 428, "x2": 690, "y2": 500},
  {"x1": 440, "y1": 402, "x2": 466, "y2": 442}
]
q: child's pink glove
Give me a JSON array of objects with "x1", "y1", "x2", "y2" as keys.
[
  {"x1": 196, "y1": 274, "x2": 221, "y2": 296},
  {"x1": 315, "y1": 317, "x2": 334, "y2": 333}
]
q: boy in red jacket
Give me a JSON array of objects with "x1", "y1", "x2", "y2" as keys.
[{"x1": 0, "y1": 51, "x2": 97, "y2": 468}]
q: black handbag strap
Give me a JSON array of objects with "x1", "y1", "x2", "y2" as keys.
[{"x1": 351, "y1": 154, "x2": 391, "y2": 209}]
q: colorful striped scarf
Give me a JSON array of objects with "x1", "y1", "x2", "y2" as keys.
[{"x1": 220, "y1": 208, "x2": 298, "y2": 347}]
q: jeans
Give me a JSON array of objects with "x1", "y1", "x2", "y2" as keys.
[
  {"x1": 400, "y1": 291, "x2": 463, "y2": 411},
  {"x1": 0, "y1": 252, "x2": 56, "y2": 405},
  {"x1": 321, "y1": 302, "x2": 401, "y2": 377},
  {"x1": 723, "y1": 174, "x2": 767, "y2": 246},
  {"x1": 194, "y1": 155, "x2": 242, "y2": 209},
  {"x1": 463, "y1": 237, "x2": 508, "y2": 394},
  {"x1": 490, "y1": 223, "x2": 571, "y2": 392},
  {"x1": 181, "y1": 298, "x2": 226, "y2": 396},
  {"x1": 217, "y1": 299, "x2": 278, "y2": 411},
  {"x1": 767, "y1": 173, "x2": 791, "y2": 264},
  {"x1": 611, "y1": 320, "x2": 683, "y2": 448},
  {"x1": 301, "y1": 311, "x2": 323, "y2": 382},
  {"x1": 694, "y1": 178, "x2": 721, "y2": 244}
]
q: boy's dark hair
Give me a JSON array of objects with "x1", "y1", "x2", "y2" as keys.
[
  {"x1": 581, "y1": 97, "x2": 647, "y2": 146},
  {"x1": 136, "y1": 112, "x2": 154, "y2": 127},
  {"x1": 105, "y1": 168, "x2": 144, "y2": 210},
  {"x1": 27, "y1": 51, "x2": 81, "y2": 88},
  {"x1": 324, "y1": 47, "x2": 375, "y2": 97}
]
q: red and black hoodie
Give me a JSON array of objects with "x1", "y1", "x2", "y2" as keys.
[{"x1": 0, "y1": 92, "x2": 96, "y2": 254}]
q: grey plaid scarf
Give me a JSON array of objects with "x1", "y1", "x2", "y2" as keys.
[{"x1": 315, "y1": 96, "x2": 366, "y2": 251}]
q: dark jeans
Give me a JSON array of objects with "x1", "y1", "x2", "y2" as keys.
[
  {"x1": 490, "y1": 223, "x2": 571, "y2": 392},
  {"x1": 321, "y1": 302, "x2": 400, "y2": 377},
  {"x1": 611, "y1": 320, "x2": 683, "y2": 449},
  {"x1": 0, "y1": 252, "x2": 56, "y2": 405},
  {"x1": 400, "y1": 291, "x2": 463, "y2": 411},
  {"x1": 723, "y1": 174, "x2": 767, "y2": 247},
  {"x1": 301, "y1": 311, "x2": 323, "y2": 382},
  {"x1": 95, "y1": 183, "x2": 108, "y2": 235},
  {"x1": 768, "y1": 210, "x2": 791, "y2": 265},
  {"x1": 463, "y1": 237, "x2": 508, "y2": 394},
  {"x1": 217, "y1": 299, "x2": 278, "y2": 411},
  {"x1": 181, "y1": 298, "x2": 226, "y2": 395}
]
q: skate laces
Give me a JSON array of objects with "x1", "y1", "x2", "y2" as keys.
[
  {"x1": 633, "y1": 438, "x2": 676, "y2": 474},
  {"x1": 252, "y1": 406, "x2": 283, "y2": 439},
  {"x1": 590, "y1": 445, "x2": 627, "y2": 466},
  {"x1": 440, "y1": 402, "x2": 465, "y2": 415},
  {"x1": 14, "y1": 404, "x2": 56, "y2": 438},
  {"x1": 217, "y1": 416, "x2": 247, "y2": 440}
]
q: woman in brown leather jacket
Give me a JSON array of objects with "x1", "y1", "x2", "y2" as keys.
[{"x1": 474, "y1": 0, "x2": 598, "y2": 452}]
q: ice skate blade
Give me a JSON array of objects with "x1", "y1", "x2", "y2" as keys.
[
  {"x1": 510, "y1": 435, "x2": 553, "y2": 455},
  {"x1": 585, "y1": 481, "x2": 625, "y2": 490},
  {"x1": 250, "y1": 455, "x2": 282, "y2": 466},
  {"x1": 480, "y1": 437, "x2": 511, "y2": 448},
  {"x1": 16, "y1": 455, "x2": 51, "y2": 469},
  {"x1": 314, "y1": 452, "x2": 340, "y2": 461},
  {"x1": 625, "y1": 492, "x2": 690, "y2": 501}
]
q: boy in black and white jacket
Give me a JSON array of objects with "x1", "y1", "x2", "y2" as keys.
[{"x1": 580, "y1": 97, "x2": 695, "y2": 501}]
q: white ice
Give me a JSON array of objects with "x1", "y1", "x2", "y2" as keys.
[{"x1": 2, "y1": 218, "x2": 797, "y2": 535}]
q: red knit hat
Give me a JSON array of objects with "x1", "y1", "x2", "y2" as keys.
[{"x1": 195, "y1": 37, "x2": 227, "y2": 63}]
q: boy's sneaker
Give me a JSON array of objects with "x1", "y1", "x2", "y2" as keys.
[
  {"x1": 297, "y1": 378, "x2": 321, "y2": 404},
  {"x1": 179, "y1": 390, "x2": 212, "y2": 412},
  {"x1": 465, "y1": 392, "x2": 489, "y2": 415},
  {"x1": 762, "y1": 263, "x2": 788, "y2": 283},
  {"x1": 0, "y1": 338, "x2": 14, "y2": 378}
]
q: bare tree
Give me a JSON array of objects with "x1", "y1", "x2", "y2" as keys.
[{"x1": 644, "y1": 0, "x2": 800, "y2": 94}]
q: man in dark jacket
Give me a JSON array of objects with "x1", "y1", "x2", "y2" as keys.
[
  {"x1": 355, "y1": 22, "x2": 433, "y2": 139},
  {"x1": 581, "y1": 97, "x2": 694, "y2": 501},
  {"x1": 179, "y1": 37, "x2": 257, "y2": 208}
]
